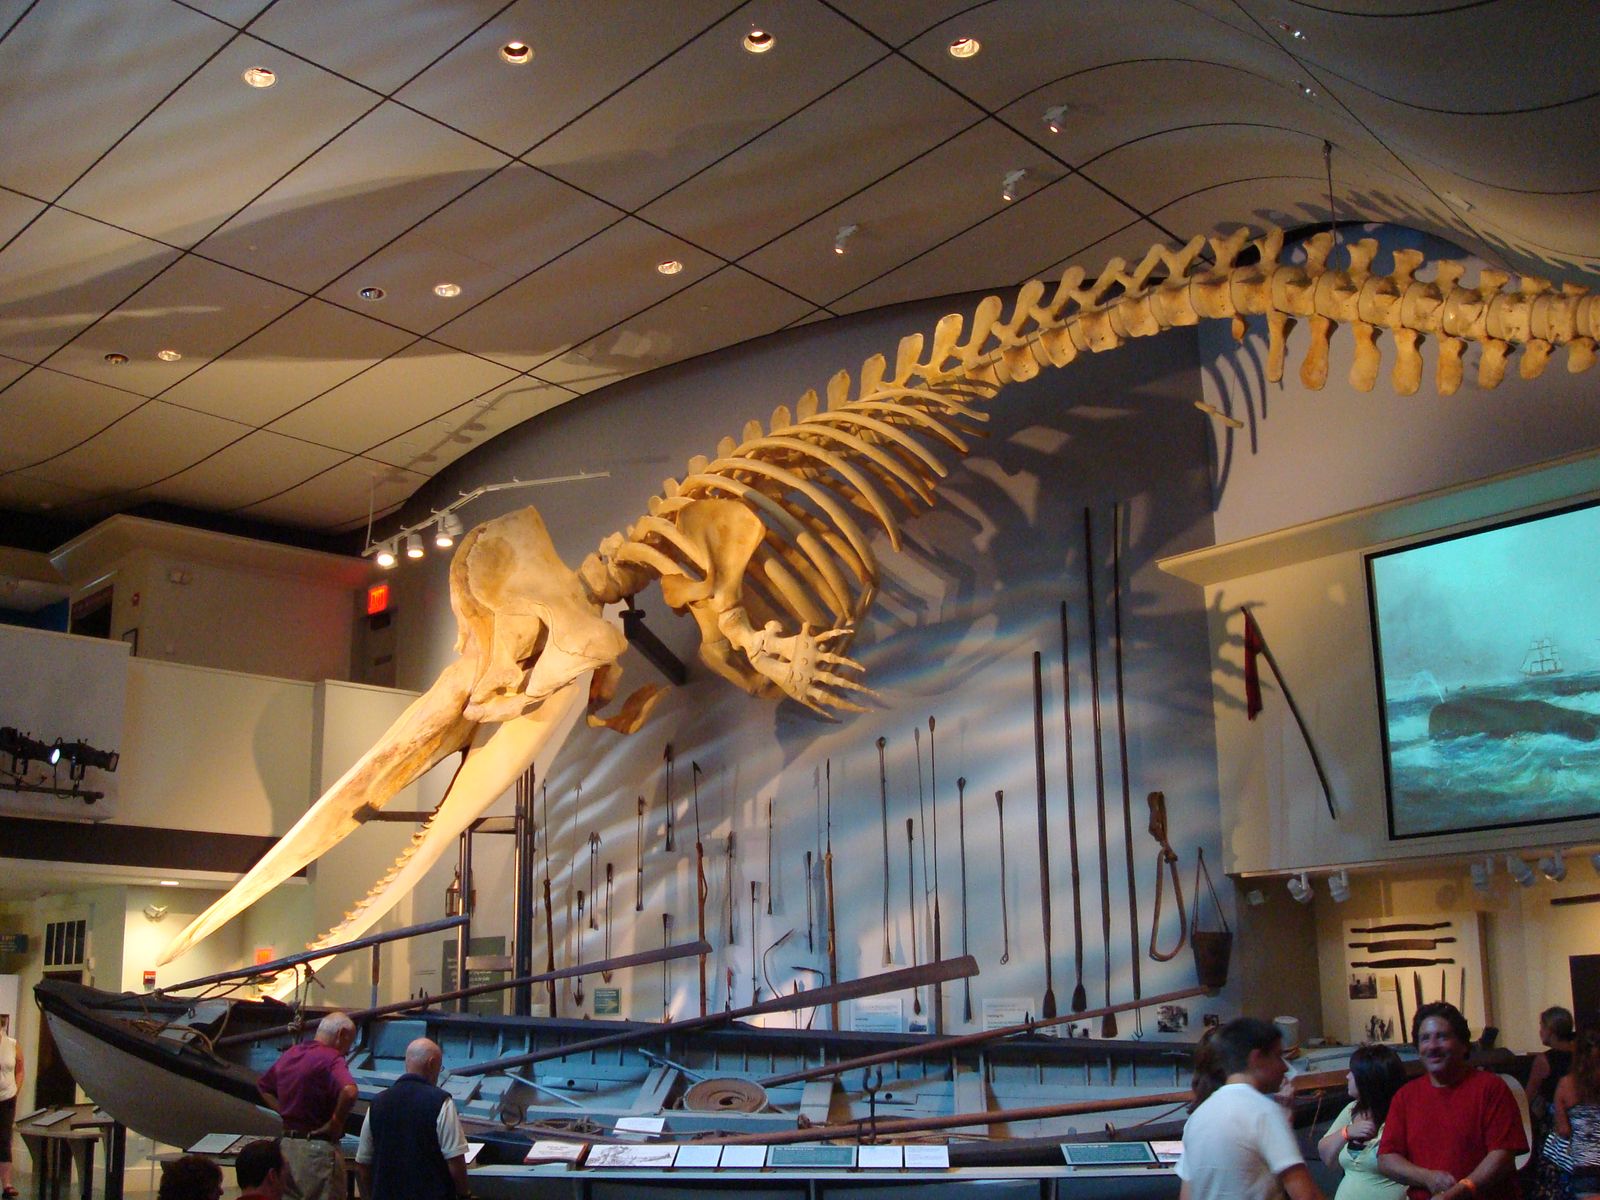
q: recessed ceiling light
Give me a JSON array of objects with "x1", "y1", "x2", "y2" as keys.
[
  {"x1": 103, "y1": 352, "x2": 128, "y2": 365},
  {"x1": 1274, "y1": 19, "x2": 1306, "y2": 39},
  {"x1": 743, "y1": 29, "x2": 775, "y2": 53},
  {"x1": 433, "y1": 282, "x2": 461, "y2": 298},
  {"x1": 656, "y1": 259, "x2": 684, "y2": 275},
  {"x1": 1043, "y1": 105, "x2": 1069, "y2": 134},
  {"x1": 156, "y1": 348, "x2": 182, "y2": 362},
  {"x1": 158, "y1": 880, "x2": 179, "y2": 887},
  {"x1": 242, "y1": 66, "x2": 276, "y2": 88},
  {"x1": 948, "y1": 36, "x2": 980, "y2": 58},
  {"x1": 359, "y1": 286, "x2": 386, "y2": 301},
  {"x1": 499, "y1": 41, "x2": 533, "y2": 65},
  {"x1": 1294, "y1": 79, "x2": 1317, "y2": 98}
]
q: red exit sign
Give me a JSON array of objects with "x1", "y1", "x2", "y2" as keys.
[{"x1": 366, "y1": 583, "x2": 390, "y2": 615}]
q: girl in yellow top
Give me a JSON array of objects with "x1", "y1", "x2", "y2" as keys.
[{"x1": 1318, "y1": 1043, "x2": 1409, "y2": 1200}]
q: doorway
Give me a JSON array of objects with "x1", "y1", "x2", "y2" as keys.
[{"x1": 34, "y1": 970, "x2": 81, "y2": 1108}]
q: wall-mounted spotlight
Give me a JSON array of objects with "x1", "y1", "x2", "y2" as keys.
[
  {"x1": 1540, "y1": 849, "x2": 1567, "y2": 882},
  {"x1": 404, "y1": 532, "x2": 425, "y2": 560},
  {"x1": 1470, "y1": 857, "x2": 1493, "y2": 894},
  {"x1": 833, "y1": 224, "x2": 858, "y2": 255},
  {"x1": 1327, "y1": 869, "x2": 1351, "y2": 903},
  {"x1": 1506, "y1": 855, "x2": 1536, "y2": 887},
  {"x1": 1286, "y1": 872, "x2": 1314, "y2": 904},
  {"x1": 1043, "y1": 105, "x2": 1069, "y2": 134},
  {"x1": 1001, "y1": 169, "x2": 1028, "y2": 203}
]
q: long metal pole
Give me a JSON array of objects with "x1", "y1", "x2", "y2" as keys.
[
  {"x1": 1110, "y1": 501, "x2": 1142, "y2": 1033},
  {"x1": 1031, "y1": 653, "x2": 1057, "y2": 1020}
]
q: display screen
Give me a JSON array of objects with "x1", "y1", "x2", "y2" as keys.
[{"x1": 1367, "y1": 499, "x2": 1600, "y2": 838}]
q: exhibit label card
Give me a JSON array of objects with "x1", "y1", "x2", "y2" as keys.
[
  {"x1": 523, "y1": 1140, "x2": 586, "y2": 1164},
  {"x1": 903, "y1": 1145, "x2": 951, "y2": 1169},
  {"x1": 857, "y1": 1145, "x2": 904, "y2": 1169},
  {"x1": 586, "y1": 1144, "x2": 678, "y2": 1169},
  {"x1": 981, "y1": 997, "x2": 1032, "y2": 1030},
  {"x1": 718, "y1": 1145, "x2": 768, "y2": 1169},
  {"x1": 671, "y1": 1145, "x2": 723, "y2": 1169},
  {"x1": 767, "y1": 1145, "x2": 856, "y2": 1169},
  {"x1": 852, "y1": 995, "x2": 903, "y2": 1033},
  {"x1": 614, "y1": 1116, "x2": 666, "y2": 1137}
]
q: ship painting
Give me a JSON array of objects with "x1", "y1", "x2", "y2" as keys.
[{"x1": 1381, "y1": 639, "x2": 1600, "y2": 836}]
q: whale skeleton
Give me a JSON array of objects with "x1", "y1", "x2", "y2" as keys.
[{"x1": 158, "y1": 224, "x2": 1600, "y2": 986}]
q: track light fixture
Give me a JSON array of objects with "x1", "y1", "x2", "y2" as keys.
[
  {"x1": 1327, "y1": 869, "x2": 1351, "y2": 903},
  {"x1": 833, "y1": 224, "x2": 858, "y2": 255},
  {"x1": 1001, "y1": 169, "x2": 1027, "y2": 203},
  {"x1": 1540, "y1": 849, "x2": 1567, "y2": 882},
  {"x1": 1470, "y1": 857, "x2": 1493, "y2": 894},
  {"x1": 361, "y1": 472, "x2": 610, "y2": 572},
  {"x1": 1506, "y1": 855, "x2": 1536, "y2": 887},
  {"x1": 1043, "y1": 105, "x2": 1069, "y2": 134},
  {"x1": 1286, "y1": 872, "x2": 1314, "y2": 904},
  {"x1": 435, "y1": 510, "x2": 464, "y2": 549}
]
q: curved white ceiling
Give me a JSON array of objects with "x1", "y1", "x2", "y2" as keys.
[{"x1": 1, "y1": 0, "x2": 1594, "y2": 533}]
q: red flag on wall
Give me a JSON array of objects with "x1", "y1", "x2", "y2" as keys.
[{"x1": 1243, "y1": 608, "x2": 1265, "y2": 719}]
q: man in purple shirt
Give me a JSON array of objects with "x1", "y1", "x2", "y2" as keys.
[{"x1": 257, "y1": 1013, "x2": 357, "y2": 1200}]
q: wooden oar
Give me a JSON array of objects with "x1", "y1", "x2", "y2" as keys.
[
  {"x1": 453, "y1": 955, "x2": 979, "y2": 1077},
  {"x1": 160, "y1": 915, "x2": 467, "y2": 993},
  {"x1": 760, "y1": 982, "x2": 1213, "y2": 1087},
  {"x1": 214, "y1": 939, "x2": 712, "y2": 1048}
]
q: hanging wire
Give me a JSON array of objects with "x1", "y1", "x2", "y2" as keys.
[{"x1": 1323, "y1": 140, "x2": 1339, "y2": 247}]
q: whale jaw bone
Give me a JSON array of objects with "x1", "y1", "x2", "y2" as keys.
[
  {"x1": 253, "y1": 675, "x2": 591, "y2": 997},
  {"x1": 156, "y1": 657, "x2": 481, "y2": 967}
]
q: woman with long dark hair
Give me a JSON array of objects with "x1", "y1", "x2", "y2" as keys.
[
  {"x1": 1317, "y1": 1043, "x2": 1408, "y2": 1200},
  {"x1": 1537, "y1": 1029, "x2": 1600, "y2": 1200}
]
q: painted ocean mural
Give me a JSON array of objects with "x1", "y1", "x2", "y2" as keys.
[{"x1": 1368, "y1": 501, "x2": 1600, "y2": 838}]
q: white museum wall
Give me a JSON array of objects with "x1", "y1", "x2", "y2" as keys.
[
  {"x1": 369, "y1": 287, "x2": 1231, "y2": 1035},
  {"x1": 105, "y1": 547, "x2": 357, "y2": 684},
  {"x1": 119, "y1": 657, "x2": 314, "y2": 835}
]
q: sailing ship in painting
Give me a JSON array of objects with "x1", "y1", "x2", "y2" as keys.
[
  {"x1": 1385, "y1": 637, "x2": 1600, "y2": 836},
  {"x1": 1522, "y1": 637, "x2": 1564, "y2": 678}
]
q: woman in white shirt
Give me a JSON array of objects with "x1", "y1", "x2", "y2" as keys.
[{"x1": 0, "y1": 1013, "x2": 23, "y2": 1200}]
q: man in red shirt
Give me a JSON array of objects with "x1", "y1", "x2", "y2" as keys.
[
  {"x1": 257, "y1": 1013, "x2": 357, "y2": 1200},
  {"x1": 1378, "y1": 1002, "x2": 1528, "y2": 1200}
]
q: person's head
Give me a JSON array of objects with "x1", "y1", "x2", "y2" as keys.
[
  {"x1": 1214, "y1": 1017, "x2": 1289, "y2": 1094},
  {"x1": 1572, "y1": 1029, "x2": 1600, "y2": 1104},
  {"x1": 1541, "y1": 1006, "x2": 1575, "y2": 1047},
  {"x1": 1346, "y1": 1042, "x2": 1408, "y2": 1124},
  {"x1": 404, "y1": 1037, "x2": 444, "y2": 1083},
  {"x1": 314, "y1": 1011, "x2": 355, "y2": 1051},
  {"x1": 235, "y1": 1139, "x2": 291, "y2": 1198},
  {"x1": 157, "y1": 1155, "x2": 224, "y2": 1200},
  {"x1": 1412, "y1": 1001, "x2": 1471, "y2": 1084},
  {"x1": 1190, "y1": 1026, "x2": 1226, "y2": 1111}
]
